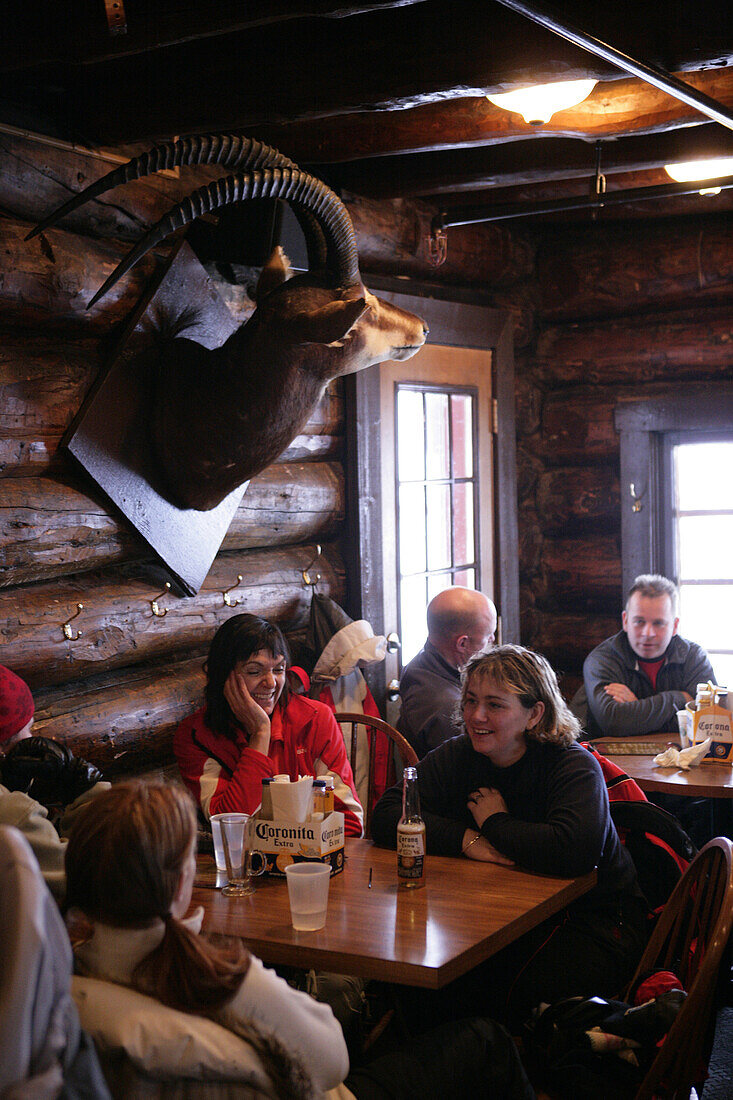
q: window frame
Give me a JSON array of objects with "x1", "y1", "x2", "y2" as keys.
[{"x1": 615, "y1": 385, "x2": 733, "y2": 596}]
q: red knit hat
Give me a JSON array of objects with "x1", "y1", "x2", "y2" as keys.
[{"x1": 0, "y1": 666, "x2": 35, "y2": 744}]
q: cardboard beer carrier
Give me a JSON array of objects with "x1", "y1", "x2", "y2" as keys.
[
  {"x1": 252, "y1": 775, "x2": 345, "y2": 877},
  {"x1": 690, "y1": 682, "x2": 733, "y2": 765},
  {"x1": 251, "y1": 813, "x2": 345, "y2": 877}
]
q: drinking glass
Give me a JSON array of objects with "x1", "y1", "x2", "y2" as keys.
[
  {"x1": 284, "y1": 862, "x2": 331, "y2": 930},
  {"x1": 219, "y1": 813, "x2": 267, "y2": 897}
]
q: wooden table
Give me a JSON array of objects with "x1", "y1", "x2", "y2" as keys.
[
  {"x1": 192, "y1": 839, "x2": 596, "y2": 989},
  {"x1": 593, "y1": 734, "x2": 733, "y2": 799}
]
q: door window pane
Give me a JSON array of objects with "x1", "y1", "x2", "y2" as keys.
[
  {"x1": 451, "y1": 394, "x2": 473, "y2": 479},
  {"x1": 676, "y1": 442, "x2": 733, "y2": 510},
  {"x1": 426, "y1": 483, "x2": 451, "y2": 571},
  {"x1": 398, "y1": 483, "x2": 426, "y2": 575},
  {"x1": 396, "y1": 389, "x2": 425, "y2": 482},
  {"x1": 425, "y1": 393, "x2": 450, "y2": 480},
  {"x1": 677, "y1": 516, "x2": 733, "y2": 579},
  {"x1": 453, "y1": 482, "x2": 475, "y2": 564},
  {"x1": 400, "y1": 575, "x2": 428, "y2": 666}
]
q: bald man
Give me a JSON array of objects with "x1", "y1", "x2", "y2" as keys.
[{"x1": 398, "y1": 588, "x2": 497, "y2": 758}]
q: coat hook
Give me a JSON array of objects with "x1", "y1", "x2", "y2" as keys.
[
  {"x1": 223, "y1": 574, "x2": 244, "y2": 607},
  {"x1": 630, "y1": 483, "x2": 644, "y2": 513},
  {"x1": 62, "y1": 603, "x2": 84, "y2": 640},
  {"x1": 150, "y1": 582, "x2": 172, "y2": 617},
  {"x1": 302, "y1": 545, "x2": 322, "y2": 587}
]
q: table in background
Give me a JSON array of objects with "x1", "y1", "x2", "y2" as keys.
[
  {"x1": 592, "y1": 734, "x2": 733, "y2": 799},
  {"x1": 192, "y1": 839, "x2": 596, "y2": 989}
]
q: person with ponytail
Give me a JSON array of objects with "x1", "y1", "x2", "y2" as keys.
[
  {"x1": 65, "y1": 780, "x2": 536, "y2": 1100},
  {"x1": 65, "y1": 781, "x2": 347, "y2": 1099}
]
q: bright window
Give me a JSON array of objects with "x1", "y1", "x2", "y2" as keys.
[
  {"x1": 395, "y1": 385, "x2": 479, "y2": 665},
  {"x1": 673, "y1": 440, "x2": 733, "y2": 690}
]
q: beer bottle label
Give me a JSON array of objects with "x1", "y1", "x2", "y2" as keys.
[{"x1": 397, "y1": 827, "x2": 425, "y2": 880}]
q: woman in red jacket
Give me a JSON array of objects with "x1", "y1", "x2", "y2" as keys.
[{"x1": 174, "y1": 614, "x2": 363, "y2": 836}]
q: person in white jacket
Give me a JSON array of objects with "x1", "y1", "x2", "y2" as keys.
[{"x1": 65, "y1": 781, "x2": 535, "y2": 1100}]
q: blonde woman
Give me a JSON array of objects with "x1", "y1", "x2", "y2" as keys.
[{"x1": 372, "y1": 644, "x2": 649, "y2": 1028}]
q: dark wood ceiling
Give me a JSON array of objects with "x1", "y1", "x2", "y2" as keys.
[{"x1": 4, "y1": 0, "x2": 733, "y2": 227}]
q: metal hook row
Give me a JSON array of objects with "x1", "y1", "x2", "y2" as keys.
[{"x1": 62, "y1": 552, "x2": 324, "y2": 639}]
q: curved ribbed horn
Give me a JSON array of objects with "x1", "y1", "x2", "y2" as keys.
[
  {"x1": 27, "y1": 131, "x2": 330, "y2": 275},
  {"x1": 26, "y1": 135, "x2": 300, "y2": 241},
  {"x1": 86, "y1": 167, "x2": 360, "y2": 309}
]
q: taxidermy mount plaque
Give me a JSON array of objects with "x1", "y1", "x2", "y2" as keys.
[{"x1": 65, "y1": 242, "x2": 245, "y2": 596}]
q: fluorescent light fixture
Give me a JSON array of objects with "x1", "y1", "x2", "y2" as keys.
[
  {"x1": 664, "y1": 157, "x2": 733, "y2": 182},
  {"x1": 486, "y1": 79, "x2": 597, "y2": 125}
]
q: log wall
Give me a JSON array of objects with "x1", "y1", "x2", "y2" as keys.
[
  {"x1": 517, "y1": 211, "x2": 733, "y2": 698},
  {"x1": 0, "y1": 129, "x2": 532, "y2": 777}
]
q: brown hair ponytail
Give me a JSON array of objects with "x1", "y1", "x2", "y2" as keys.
[{"x1": 65, "y1": 781, "x2": 250, "y2": 1011}]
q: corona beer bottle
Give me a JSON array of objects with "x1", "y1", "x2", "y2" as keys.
[{"x1": 397, "y1": 766, "x2": 426, "y2": 889}]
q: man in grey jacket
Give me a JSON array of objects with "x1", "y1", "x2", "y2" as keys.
[
  {"x1": 580, "y1": 574, "x2": 716, "y2": 739},
  {"x1": 398, "y1": 587, "x2": 497, "y2": 757}
]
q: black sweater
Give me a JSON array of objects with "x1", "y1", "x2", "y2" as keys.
[{"x1": 371, "y1": 735, "x2": 640, "y2": 907}]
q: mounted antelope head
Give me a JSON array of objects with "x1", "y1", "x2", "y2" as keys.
[{"x1": 28, "y1": 136, "x2": 428, "y2": 510}]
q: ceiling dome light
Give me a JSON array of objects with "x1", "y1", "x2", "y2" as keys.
[
  {"x1": 664, "y1": 157, "x2": 733, "y2": 182},
  {"x1": 486, "y1": 79, "x2": 597, "y2": 125}
]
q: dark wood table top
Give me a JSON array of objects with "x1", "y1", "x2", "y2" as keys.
[
  {"x1": 192, "y1": 839, "x2": 596, "y2": 989},
  {"x1": 592, "y1": 733, "x2": 733, "y2": 798}
]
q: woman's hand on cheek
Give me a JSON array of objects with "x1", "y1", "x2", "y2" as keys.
[
  {"x1": 224, "y1": 671, "x2": 271, "y2": 753},
  {"x1": 467, "y1": 786, "x2": 508, "y2": 827}
]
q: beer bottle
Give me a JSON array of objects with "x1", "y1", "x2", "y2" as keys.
[{"x1": 397, "y1": 766, "x2": 426, "y2": 889}]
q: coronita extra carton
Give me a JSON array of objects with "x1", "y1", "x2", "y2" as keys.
[{"x1": 251, "y1": 811, "x2": 345, "y2": 876}]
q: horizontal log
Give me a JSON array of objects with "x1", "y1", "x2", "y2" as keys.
[
  {"x1": 536, "y1": 467, "x2": 620, "y2": 530},
  {"x1": 0, "y1": 463, "x2": 344, "y2": 586},
  {"x1": 347, "y1": 194, "x2": 534, "y2": 289},
  {"x1": 0, "y1": 216, "x2": 157, "y2": 331},
  {"x1": 536, "y1": 211, "x2": 733, "y2": 322},
  {"x1": 33, "y1": 656, "x2": 205, "y2": 777},
  {"x1": 0, "y1": 134, "x2": 225, "y2": 244},
  {"x1": 1, "y1": 543, "x2": 345, "y2": 691},
  {"x1": 537, "y1": 536, "x2": 622, "y2": 605},
  {"x1": 0, "y1": 137, "x2": 525, "y2": 291},
  {"x1": 0, "y1": 332, "x2": 343, "y2": 476},
  {"x1": 534, "y1": 304, "x2": 733, "y2": 386}
]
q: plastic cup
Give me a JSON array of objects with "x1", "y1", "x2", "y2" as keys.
[
  {"x1": 211, "y1": 811, "x2": 248, "y2": 872},
  {"x1": 284, "y1": 862, "x2": 331, "y2": 930},
  {"x1": 218, "y1": 813, "x2": 267, "y2": 897}
]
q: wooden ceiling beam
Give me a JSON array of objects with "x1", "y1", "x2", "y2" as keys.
[
  {"x1": 325, "y1": 122, "x2": 733, "y2": 198},
  {"x1": 3, "y1": 1, "x2": 732, "y2": 141},
  {"x1": 0, "y1": 1, "x2": 431, "y2": 73},
  {"x1": 257, "y1": 69, "x2": 733, "y2": 163}
]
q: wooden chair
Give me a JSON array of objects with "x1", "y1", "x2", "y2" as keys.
[
  {"x1": 627, "y1": 836, "x2": 733, "y2": 1100},
  {"x1": 334, "y1": 712, "x2": 418, "y2": 837}
]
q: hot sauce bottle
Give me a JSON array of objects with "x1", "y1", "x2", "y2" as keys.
[{"x1": 397, "y1": 766, "x2": 426, "y2": 889}]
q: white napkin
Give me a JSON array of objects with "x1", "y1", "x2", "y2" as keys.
[
  {"x1": 269, "y1": 776, "x2": 314, "y2": 822},
  {"x1": 653, "y1": 739, "x2": 711, "y2": 769}
]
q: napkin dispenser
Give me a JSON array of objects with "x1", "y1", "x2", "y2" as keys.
[
  {"x1": 689, "y1": 682, "x2": 733, "y2": 765},
  {"x1": 253, "y1": 776, "x2": 345, "y2": 876}
]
